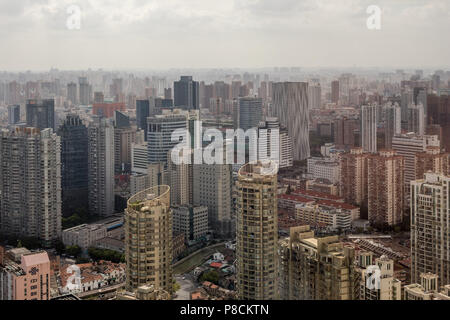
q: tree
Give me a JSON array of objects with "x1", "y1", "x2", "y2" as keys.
[
  {"x1": 66, "y1": 245, "x2": 82, "y2": 257},
  {"x1": 199, "y1": 270, "x2": 220, "y2": 285}
]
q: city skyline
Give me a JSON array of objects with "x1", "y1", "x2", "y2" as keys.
[{"x1": 0, "y1": 0, "x2": 450, "y2": 71}]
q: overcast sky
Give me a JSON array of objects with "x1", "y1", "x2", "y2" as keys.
[{"x1": 0, "y1": 0, "x2": 449, "y2": 71}]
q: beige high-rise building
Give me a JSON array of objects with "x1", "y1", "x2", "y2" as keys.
[
  {"x1": 278, "y1": 225, "x2": 359, "y2": 300},
  {"x1": 392, "y1": 133, "x2": 440, "y2": 201},
  {"x1": 411, "y1": 173, "x2": 450, "y2": 286},
  {"x1": 356, "y1": 252, "x2": 402, "y2": 300},
  {"x1": 339, "y1": 148, "x2": 368, "y2": 206},
  {"x1": 367, "y1": 150, "x2": 404, "y2": 226},
  {"x1": 125, "y1": 185, "x2": 173, "y2": 295},
  {"x1": 404, "y1": 273, "x2": 450, "y2": 300},
  {"x1": 236, "y1": 161, "x2": 278, "y2": 300},
  {"x1": 415, "y1": 146, "x2": 450, "y2": 180}
]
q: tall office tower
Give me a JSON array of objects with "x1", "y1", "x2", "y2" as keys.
[
  {"x1": 356, "y1": 252, "x2": 402, "y2": 300},
  {"x1": 334, "y1": 117, "x2": 359, "y2": 150},
  {"x1": 278, "y1": 226, "x2": 359, "y2": 300},
  {"x1": 427, "y1": 93, "x2": 450, "y2": 151},
  {"x1": 238, "y1": 97, "x2": 263, "y2": 130},
  {"x1": 131, "y1": 142, "x2": 149, "y2": 174},
  {"x1": 88, "y1": 117, "x2": 115, "y2": 217},
  {"x1": 58, "y1": 115, "x2": 89, "y2": 217},
  {"x1": 26, "y1": 99, "x2": 55, "y2": 130},
  {"x1": 172, "y1": 205, "x2": 209, "y2": 242},
  {"x1": 125, "y1": 185, "x2": 173, "y2": 294},
  {"x1": 236, "y1": 161, "x2": 278, "y2": 300},
  {"x1": 173, "y1": 76, "x2": 199, "y2": 110},
  {"x1": 384, "y1": 103, "x2": 401, "y2": 149},
  {"x1": 167, "y1": 150, "x2": 190, "y2": 206},
  {"x1": 367, "y1": 150, "x2": 404, "y2": 226},
  {"x1": 67, "y1": 82, "x2": 77, "y2": 105},
  {"x1": 411, "y1": 173, "x2": 450, "y2": 285},
  {"x1": 7, "y1": 81, "x2": 22, "y2": 105},
  {"x1": 408, "y1": 104, "x2": 425, "y2": 135},
  {"x1": 193, "y1": 160, "x2": 233, "y2": 238},
  {"x1": 0, "y1": 128, "x2": 61, "y2": 246},
  {"x1": 271, "y1": 82, "x2": 310, "y2": 161},
  {"x1": 78, "y1": 77, "x2": 91, "y2": 105},
  {"x1": 136, "y1": 99, "x2": 150, "y2": 141},
  {"x1": 114, "y1": 126, "x2": 136, "y2": 174},
  {"x1": 147, "y1": 109, "x2": 195, "y2": 166},
  {"x1": 331, "y1": 80, "x2": 340, "y2": 104},
  {"x1": 258, "y1": 117, "x2": 294, "y2": 168},
  {"x1": 231, "y1": 81, "x2": 242, "y2": 99},
  {"x1": 415, "y1": 147, "x2": 450, "y2": 180},
  {"x1": 308, "y1": 83, "x2": 321, "y2": 109},
  {"x1": 339, "y1": 148, "x2": 368, "y2": 206},
  {"x1": 0, "y1": 249, "x2": 51, "y2": 300},
  {"x1": 7, "y1": 105, "x2": 20, "y2": 125},
  {"x1": 392, "y1": 133, "x2": 440, "y2": 201},
  {"x1": 361, "y1": 105, "x2": 378, "y2": 153}
]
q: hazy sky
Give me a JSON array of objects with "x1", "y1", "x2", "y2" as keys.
[{"x1": 0, "y1": 0, "x2": 449, "y2": 71}]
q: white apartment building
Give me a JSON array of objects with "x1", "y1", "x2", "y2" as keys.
[{"x1": 307, "y1": 157, "x2": 340, "y2": 184}]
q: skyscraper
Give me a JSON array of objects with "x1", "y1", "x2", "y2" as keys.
[
  {"x1": 384, "y1": 103, "x2": 401, "y2": 149},
  {"x1": 26, "y1": 99, "x2": 55, "y2": 130},
  {"x1": 58, "y1": 114, "x2": 89, "y2": 216},
  {"x1": 411, "y1": 173, "x2": 450, "y2": 285},
  {"x1": 0, "y1": 128, "x2": 61, "y2": 246},
  {"x1": 367, "y1": 150, "x2": 404, "y2": 226},
  {"x1": 88, "y1": 117, "x2": 115, "y2": 217},
  {"x1": 125, "y1": 185, "x2": 173, "y2": 295},
  {"x1": 331, "y1": 80, "x2": 340, "y2": 104},
  {"x1": 279, "y1": 225, "x2": 359, "y2": 300},
  {"x1": 173, "y1": 76, "x2": 199, "y2": 110},
  {"x1": 236, "y1": 161, "x2": 278, "y2": 300},
  {"x1": 193, "y1": 159, "x2": 233, "y2": 239},
  {"x1": 238, "y1": 97, "x2": 263, "y2": 131},
  {"x1": 136, "y1": 99, "x2": 150, "y2": 141},
  {"x1": 308, "y1": 83, "x2": 322, "y2": 109},
  {"x1": 78, "y1": 77, "x2": 91, "y2": 105},
  {"x1": 361, "y1": 105, "x2": 377, "y2": 153},
  {"x1": 271, "y1": 82, "x2": 310, "y2": 161},
  {"x1": 67, "y1": 82, "x2": 77, "y2": 105},
  {"x1": 339, "y1": 148, "x2": 368, "y2": 206},
  {"x1": 7, "y1": 105, "x2": 20, "y2": 126}
]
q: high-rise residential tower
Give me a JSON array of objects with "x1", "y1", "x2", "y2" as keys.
[
  {"x1": 411, "y1": 173, "x2": 450, "y2": 285},
  {"x1": 0, "y1": 128, "x2": 61, "y2": 246},
  {"x1": 367, "y1": 150, "x2": 404, "y2": 226},
  {"x1": 88, "y1": 116, "x2": 115, "y2": 217},
  {"x1": 361, "y1": 105, "x2": 377, "y2": 153},
  {"x1": 125, "y1": 185, "x2": 173, "y2": 295},
  {"x1": 236, "y1": 161, "x2": 278, "y2": 300}
]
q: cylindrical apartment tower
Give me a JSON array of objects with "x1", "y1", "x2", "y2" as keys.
[
  {"x1": 125, "y1": 185, "x2": 173, "y2": 294},
  {"x1": 236, "y1": 161, "x2": 278, "y2": 300}
]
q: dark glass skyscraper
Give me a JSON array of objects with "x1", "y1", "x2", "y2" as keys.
[
  {"x1": 26, "y1": 99, "x2": 55, "y2": 130},
  {"x1": 174, "y1": 76, "x2": 199, "y2": 110},
  {"x1": 58, "y1": 114, "x2": 89, "y2": 216},
  {"x1": 136, "y1": 99, "x2": 150, "y2": 141}
]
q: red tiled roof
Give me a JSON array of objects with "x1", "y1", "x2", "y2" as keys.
[
  {"x1": 317, "y1": 199, "x2": 358, "y2": 210},
  {"x1": 210, "y1": 262, "x2": 222, "y2": 268},
  {"x1": 292, "y1": 188, "x2": 343, "y2": 201}
]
